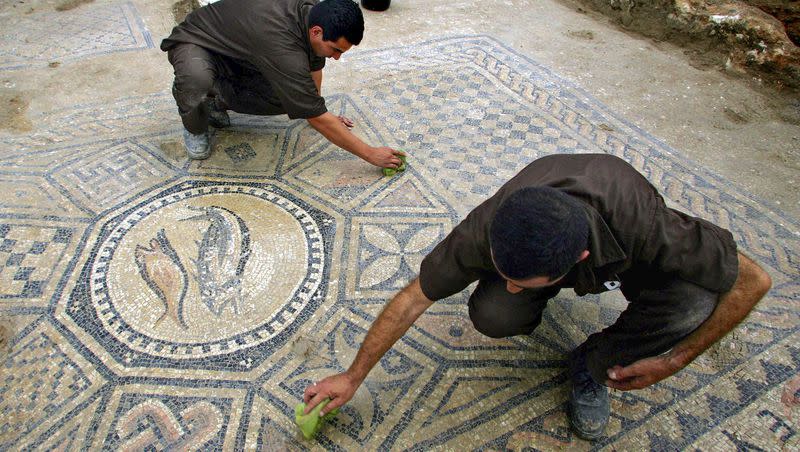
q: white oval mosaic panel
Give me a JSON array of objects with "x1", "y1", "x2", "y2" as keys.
[{"x1": 87, "y1": 184, "x2": 324, "y2": 359}]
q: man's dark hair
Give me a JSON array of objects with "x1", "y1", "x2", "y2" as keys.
[
  {"x1": 309, "y1": 0, "x2": 364, "y2": 45},
  {"x1": 489, "y1": 186, "x2": 589, "y2": 280}
]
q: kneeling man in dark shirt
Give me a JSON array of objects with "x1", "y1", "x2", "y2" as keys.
[
  {"x1": 161, "y1": 0, "x2": 404, "y2": 167},
  {"x1": 303, "y1": 153, "x2": 772, "y2": 439}
]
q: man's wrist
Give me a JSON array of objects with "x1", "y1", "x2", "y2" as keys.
[
  {"x1": 344, "y1": 368, "x2": 367, "y2": 387},
  {"x1": 667, "y1": 348, "x2": 693, "y2": 369},
  {"x1": 352, "y1": 144, "x2": 374, "y2": 162}
]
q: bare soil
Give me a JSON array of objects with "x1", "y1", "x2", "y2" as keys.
[
  {"x1": 55, "y1": 0, "x2": 93, "y2": 12},
  {"x1": 172, "y1": 0, "x2": 200, "y2": 24},
  {"x1": 0, "y1": 88, "x2": 33, "y2": 133}
]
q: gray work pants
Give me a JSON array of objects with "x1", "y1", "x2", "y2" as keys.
[
  {"x1": 167, "y1": 43, "x2": 285, "y2": 134},
  {"x1": 468, "y1": 274, "x2": 718, "y2": 384}
]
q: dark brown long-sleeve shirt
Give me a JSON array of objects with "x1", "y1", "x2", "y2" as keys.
[
  {"x1": 161, "y1": 0, "x2": 327, "y2": 119},
  {"x1": 419, "y1": 154, "x2": 739, "y2": 301}
]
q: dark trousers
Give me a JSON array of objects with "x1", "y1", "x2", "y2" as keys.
[
  {"x1": 468, "y1": 274, "x2": 718, "y2": 384},
  {"x1": 167, "y1": 43, "x2": 285, "y2": 134}
]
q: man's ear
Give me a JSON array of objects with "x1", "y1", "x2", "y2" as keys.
[
  {"x1": 309, "y1": 25, "x2": 323, "y2": 38},
  {"x1": 576, "y1": 250, "x2": 590, "y2": 263}
]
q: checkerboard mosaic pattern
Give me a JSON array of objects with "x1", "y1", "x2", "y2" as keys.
[
  {"x1": 0, "y1": 224, "x2": 73, "y2": 298},
  {"x1": 0, "y1": 18, "x2": 798, "y2": 450},
  {"x1": 0, "y1": 2, "x2": 152, "y2": 71}
]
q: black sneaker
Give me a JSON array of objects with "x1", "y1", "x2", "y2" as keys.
[{"x1": 568, "y1": 348, "x2": 610, "y2": 440}]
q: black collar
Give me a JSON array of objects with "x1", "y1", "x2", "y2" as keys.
[{"x1": 582, "y1": 204, "x2": 627, "y2": 268}]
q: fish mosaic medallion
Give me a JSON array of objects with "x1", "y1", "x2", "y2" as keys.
[{"x1": 60, "y1": 180, "x2": 334, "y2": 372}]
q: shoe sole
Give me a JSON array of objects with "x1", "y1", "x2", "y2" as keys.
[{"x1": 568, "y1": 404, "x2": 606, "y2": 441}]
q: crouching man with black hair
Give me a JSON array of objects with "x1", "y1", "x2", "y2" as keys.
[
  {"x1": 303, "y1": 153, "x2": 771, "y2": 440},
  {"x1": 161, "y1": 0, "x2": 405, "y2": 166}
]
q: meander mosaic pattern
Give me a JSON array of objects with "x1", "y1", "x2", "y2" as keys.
[{"x1": 0, "y1": 9, "x2": 797, "y2": 449}]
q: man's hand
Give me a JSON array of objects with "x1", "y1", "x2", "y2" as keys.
[
  {"x1": 605, "y1": 354, "x2": 682, "y2": 391},
  {"x1": 338, "y1": 115, "x2": 354, "y2": 128},
  {"x1": 365, "y1": 147, "x2": 405, "y2": 169},
  {"x1": 303, "y1": 372, "x2": 359, "y2": 416},
  {"x1": 307, "y1": 112, "x2": 408, "y2": 168},
  {"x1": 300, "y1": 279, "x2": 433, "y2": 417}
]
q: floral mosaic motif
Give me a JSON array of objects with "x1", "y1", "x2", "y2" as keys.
[{"x1": 357, "y1": 222, "x2": 445, "y2": 290}]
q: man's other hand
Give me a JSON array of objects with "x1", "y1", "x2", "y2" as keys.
[
  {"x1": 303, "y1": 373, "x2": 359, "y2": 416},
  {"x1": 605, "y1": 354, "x2": 682, "y2": 390}
]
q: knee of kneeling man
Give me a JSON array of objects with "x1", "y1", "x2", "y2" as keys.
[
  {"x1": 472, "y1": 323, "x2": 513, "y2": 339},
  {"x1": 669, "y1": 291, "x2": 718, "y2": 338},
  {"x1": 173, "y1": 81, "x2": 215, "y2": 106},
  {"x1": 469, "y1": 312, "x2": 536, "y2": 339}
]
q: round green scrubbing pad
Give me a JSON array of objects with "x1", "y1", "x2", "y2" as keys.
[
  {"x1": 294, "y1": 399, "x2": 341, "y2": 440},
  {"x1": 382, "y1": 154, "x2": 407, "y2": 177}
]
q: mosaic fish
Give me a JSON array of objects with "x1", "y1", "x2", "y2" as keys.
[
  {"x1": 134, "y1": 229, "x2": 189, "y2": 329},
  {"x1": 183, "y1": 205, "x2": 251, "y2": 316}
]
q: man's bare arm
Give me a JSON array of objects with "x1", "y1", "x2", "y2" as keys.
[
  {"x1": 606, "y1": 252, "x2": 772, "y2": 390},
  {"x1": 307, "y1": 112, "x2": 403, "y2": 168},
  {"x1": 311, "y1": 69, "x2": 353, "y2": 127},
  {"x1": 303, "y1": 278, "x2": 433, "y2": 414},
  {"x1": 667, "y1": 252, "x2": 771, "y2": 365},
  {"x1": 346, "y1": 278, "x2": 433, "y2": 383}
]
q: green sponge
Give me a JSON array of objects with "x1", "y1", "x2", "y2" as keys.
[
  {"x1": 294, "y1": 399, "x2": 340, "y2": 440},
  {"x1": 382, "y1": 154, "x2": 407, "y2": 177}
]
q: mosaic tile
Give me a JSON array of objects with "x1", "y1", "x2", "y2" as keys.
[
  {"x1": 0, "y1": 174, "x2": 91, "y2": 220},
  {"x1": 48, "y1": 139, "x2": 180, "y2": 215},
  {"x1": 0, "y1": 220, "x2": 82, "y2": 308},
  {"x1": 57, "y1": 180, "x2": 335, "y2": 374},
  {"x1": 0, "y1": 94, "x2": 179, "y2": 152},
  {"x1": 194, "y1": 129, "x2": 284, "y2": 175},
  {"x1": 245, "y1": 397, "x2": 307, "y2": 450},
  {"x1": 0, "y1": 321, "x2": 105, "y2": 450},
  {"x1": 359, "y1": 172, "x2": 449, "y2": 214},
  {"x1": 345, "y1": 216, "x2": 451, "y2": 298},
  {"x1": 265, "y1": 313, "x2": 440, "y2": 449},
  {"x1": 0, "y1": 313, "x2": 41, "y2": 348},
  {"x1": 26, "y1": 396, "x2": 104, "y2": 451},
  {"x1": 283, "y1": 98, "x2": 396, "y2": 211},
  {"x1": 91, "y1": 384, "x2": 246, "y2": 450},
  {"x1": 0, "y1": 30, "x2": 798, "y2": 450},
  {"x1": 0, "y1": 2, "x2": 152, "y2": 71},
  {"x1": 280, "y1": 96, "x2": 355, "y2": 170}
]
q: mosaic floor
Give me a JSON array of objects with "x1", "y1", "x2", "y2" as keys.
[{"x1": 1, "y1": 3, "x2": 799, "y2": 451}]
